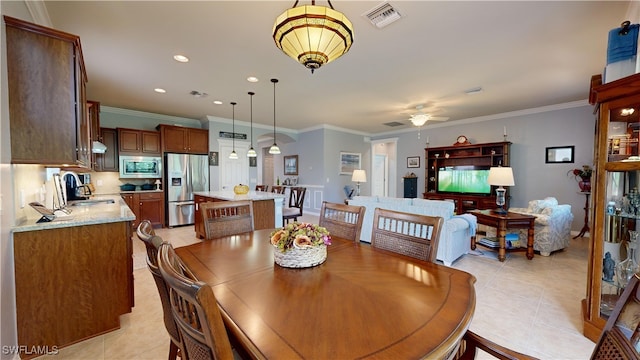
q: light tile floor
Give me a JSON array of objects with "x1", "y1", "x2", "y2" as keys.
[{"x1": 37, "y1": 214, "x2": 596, "y2": 359}]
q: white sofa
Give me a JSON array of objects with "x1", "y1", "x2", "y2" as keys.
[{"x1": 348, "y1": 196, "x2": 475, "y2": 266}]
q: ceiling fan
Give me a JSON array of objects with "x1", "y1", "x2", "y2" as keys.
[{"x1": 409, "y1": 105, "x2": 449, "y2": 126}]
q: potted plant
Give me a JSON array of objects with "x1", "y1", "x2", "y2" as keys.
[{"x1": 568, "y1": 165, "x2": 593, "y2": 192}]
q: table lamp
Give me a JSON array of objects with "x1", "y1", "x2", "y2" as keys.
[
  {"x1": 487, "y1": 166, "x2": 514, "y2": 215},
  {"x1": 352, "y1": 169, "x2": 367, "y2": 196}
]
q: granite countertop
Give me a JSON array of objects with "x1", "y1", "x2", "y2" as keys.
[
  {"x1": 12, "y1": 195, "x2": 135, "y2": 233},
  {"x1": 194, "y1": 190, "x2": 286, "y2": 201}
]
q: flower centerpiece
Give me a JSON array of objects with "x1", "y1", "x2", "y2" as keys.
[
  {"x1": 568, "y1": 165, "x2": 593, "y2": 192},
  {"x1": 270, "y1": 222, "x2": 332, "y2": 268}
]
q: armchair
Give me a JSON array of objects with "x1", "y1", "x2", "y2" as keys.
[{"x1": 506, "y1": 197, "x2": 573, "y2": 256}]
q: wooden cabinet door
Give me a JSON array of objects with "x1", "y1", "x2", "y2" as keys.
[
  {"x1": 119, "y1": 129, "x2": 141, "y2": 153},
  {"x1": 121, "y1": 194, "x2": 139, "y2": 228},
  {"x1": 96, "y1": 128, "x2": 118, "y2": 172},
  {"x1": 139, "y1": 192, "x2": 164, "y2": 228},
  {"x1": 194, "y1": 195, "x2": 206, "y2": 238},
  {"x1": 141, "y1": 131, "x2": 161, "y2": 155},
  {"x1": 188, "y1": 128, "x2": 209, "y2": 154},
  {"x1": 162, "y1": 126, "x2": 188, "y2": 152},
  {"x1": 5, "y1": 16, "x2": 83, "y2": 166}
]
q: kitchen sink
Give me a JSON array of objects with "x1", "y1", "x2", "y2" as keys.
[{"x1": 69, "y1": 198, "x2": 115, "y2": 206}]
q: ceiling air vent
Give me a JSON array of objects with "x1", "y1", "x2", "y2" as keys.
[
  {"x1": 363, "y1": 2, "x2": 402, "y2": 29},
  {"x1": 383, "y1": 121, "x2": 405, "y2": 127}
]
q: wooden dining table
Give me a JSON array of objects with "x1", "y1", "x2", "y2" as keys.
[{"x1": 175, "y1": 229, "x2": 477, "y2": 360}]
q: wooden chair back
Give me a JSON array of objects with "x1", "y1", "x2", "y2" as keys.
[
  {"x1": 456, "y1": 330, "x2": 539, "y2": 360},
  {"x1": 255, "y1": 185, "x2": 268, "y2": 192},
  {"x1": 283, "y1": 187, "x2": 307, "y2": 224},
  {"x1": 271, "y1": 185, "x2": 285, "y2": 194},
  {"x1": 157, "y1": 242, "x2": 234, "y2": 360},
  {"x1": 590, "y1": 274, "x2": 640, "y2": 360},
  {"x1": 200, "y1": 200, "x2": 254, "y2": 240},
  {"x1": 135, "y1": 221, "x2": 183, "y2": 360},
  {"x1": 370, "y1": 208, "x2": 444, "y2": 263},
  {"x1": 318, "y1": 201, "x2": 365, "y2": 242}
]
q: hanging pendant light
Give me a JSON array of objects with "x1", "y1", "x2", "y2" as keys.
[
  {"x1": 229, "y1": 102, "x2": 238, "y2": 159},
  {"x1": 247, "y1": 91, "x2": 257, "y2": 158},
  {"x1": 269, "y1": 79, "x2": 281, "y2": 155},
  {"x1": 273, "y1": 0, "x2": 354, "y2": 73}
]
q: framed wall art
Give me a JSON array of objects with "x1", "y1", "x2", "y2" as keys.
[
  {"x1": 249, "y1": 156, "x2": 257, "y2": 167},
  {"x1": 545, "y1": 145, "x2": 574, "y2": 164},
  {"x1": 407, "y1": 156, "x2": 420, "y2": 168},
  {"x1": 209, "y1": 151, "x2": 219, "y2": 166},
  {"x1": 340, "y1": 152, "x2": 361, "y2": 175},
  {"x1": 284, "y1": 155, "x2": 298, "y2": 175}
]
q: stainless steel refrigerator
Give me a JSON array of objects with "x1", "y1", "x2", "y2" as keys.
[{"x1": 165, "y1": 153, "x2": 209, "y2": 227}]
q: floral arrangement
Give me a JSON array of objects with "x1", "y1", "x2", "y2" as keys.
[
  {"x1": 270, "y1": 222, "x2": 332, "y2": 253},
  {"x1": 568, "y1": 165, "x2": 593, "y2": 180}
]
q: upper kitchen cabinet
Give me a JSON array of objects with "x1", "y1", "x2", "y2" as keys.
[
  {"x1": 117, "y1": 128, "x2": 161, "y2": 156},
  {"x1": 95, "y1": 128, "x2": 118, "y2": 172},
  {"x1": 5, "y1": 16, "x2": 90, "y2": 168},
  {"x1": 158, "y1": 124, "x2": 209, "y2": 154}
]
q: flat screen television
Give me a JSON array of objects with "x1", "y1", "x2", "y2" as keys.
[{"x1": 437, "y1": 165, "x2": 491, "y2": 195}]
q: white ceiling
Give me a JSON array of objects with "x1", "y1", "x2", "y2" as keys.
[{"x1": 41, "y1": 1, "x2": 630, "y2": 134}]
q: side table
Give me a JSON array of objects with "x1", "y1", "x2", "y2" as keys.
[
  {"x1": 573, "y1": 191, "x2": 590, "y2": 238},
  {"x1": 470, "y1": 209, "x2": 536, "y2": 262}
]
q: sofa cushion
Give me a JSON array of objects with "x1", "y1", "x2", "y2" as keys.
[
  {"x1": 528, "y1": 197, "x2": 559, "y2": 213},
  {"x1": 411, "y1": 198, "x2": 455, "y2": 220}
]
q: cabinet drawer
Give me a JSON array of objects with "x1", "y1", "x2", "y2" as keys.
[{"x1": 138, "y1": 192, "x2": 163, "y2": 200}]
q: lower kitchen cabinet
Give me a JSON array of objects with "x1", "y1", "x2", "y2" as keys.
[
  {"x1": 13, "y1": 221, "x2": 133, "y2": 356},
  {"x1": 122, "y1": 191, "x2": 164, "y2": 228}
]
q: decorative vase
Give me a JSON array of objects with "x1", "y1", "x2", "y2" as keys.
[
  {"x1": 603, "y1": 241, "x2": 621, "y2": 282},
  {"x1": 273, "y1": 245, "x2": 327, "y2": 268},
  {"x1": 578, "y1": 178, "x2": 591, "y2": 192},
  {"x1": 616, "y1": 230, "x2": 640, "y2": 288}
]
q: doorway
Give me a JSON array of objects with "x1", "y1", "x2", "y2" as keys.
[{"x1": 371, "y1": 138, "x2": 398, "y2": 198}]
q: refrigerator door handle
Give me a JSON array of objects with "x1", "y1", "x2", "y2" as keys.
[{"x1": 175, "y1": 201, "x2": 195, "y2": 207}]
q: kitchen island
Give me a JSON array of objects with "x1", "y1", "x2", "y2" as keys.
[
  {"x1": 193, "y1": 191, "x2": 285, "y2": 238},
  {"x1": 11, "y1": 195, "x2": 135, "y2": 359}
]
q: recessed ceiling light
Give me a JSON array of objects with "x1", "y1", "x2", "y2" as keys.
[
  {"x1": 154, "y1": 88, "x2": 166, "y2": 93},
  {"x1": 247, "y1": 76, "x2": 259, "y2": 83},
  {"x1": 621, "y1": 108, "x2": 635, "y2": 116},
  {"x1": 213, "y1": 100, "x2": 223, "y2": 105},
  {"x1": 173, "y1": 54, "x2": 189, "y2": 63}
]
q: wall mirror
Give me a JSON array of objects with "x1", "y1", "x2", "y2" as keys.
[{"x1": 545, "y1": 145, "x2": 575, "y2": 163}]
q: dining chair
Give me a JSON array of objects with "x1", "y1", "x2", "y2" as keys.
[
  {"x1": 588, "y1": 273, "x2": 640, "y2": 360},
  {"x1": 157, "y1": 241, "x2": 235, "y2": 360},
  {"x1": 255, "y1": 185, "x2": 268, "y2": 192},
  {"x1": 318, "y1": 201, "x2": 365, "y2": 242},
  {"x1": 200, "y1": 200, "x2": 254, "y2": 240},
  {"x1": 371, "y1": 207, "x2": 444, "y2": 263},
  {"x1": 282, "y1": 187, "x2": 307, "y2": 224},
  {"x1": 135, "y1": 220, "x2": 185, "y2": 360},
  {"x1": 271, "y1": 185, "x2": 285, "y2": 194}
]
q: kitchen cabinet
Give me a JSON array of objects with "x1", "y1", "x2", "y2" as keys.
[
  {"x1": 13, "y1": 221, "x2": 133, "y2": 356},
  {"x1": 95, "y1": 128, "x2": 118, "y2": 172},
  {"x1": 158, "y1": 124, "x2": 209, "y2": 154},
  {"x1": 88, "y1": 101, "x2": 100, "y2": 170},
  {"x1": 118, "y1": 128, "x2": 161, "y2": 156},
  {"x1": 5, "y1": 16, "x2": 90, "y2": 168},
  {"x1": 122, "y1": 191, "x2": 164, "y2": 228},
  {"x1": 583, "y1": 73, "x2": 640, "y2": 341}
]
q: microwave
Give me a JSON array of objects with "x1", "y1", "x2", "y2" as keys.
[{"x1": 119, "y1": 156, "x2": 162, "y2": 178}]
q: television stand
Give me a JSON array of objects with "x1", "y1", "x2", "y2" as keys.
[
  {"x1": 423, "y1": 193, "x2": 497, "y2": 214},
  {"x1": 424, "y1": 141, "x2": 511, "y2": 213}
]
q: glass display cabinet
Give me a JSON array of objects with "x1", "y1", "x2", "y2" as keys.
[{"x1": 583, "y1": 73, "x2": 640, "y2": 341}]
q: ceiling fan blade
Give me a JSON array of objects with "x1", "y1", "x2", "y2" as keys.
[{"x1": 428, "y1": 116, "x2": 449, "y2": 121}]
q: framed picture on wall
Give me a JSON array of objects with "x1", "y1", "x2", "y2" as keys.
[
  {"x1": 407, "y1": 156, "x2": 420, "y2": 168},
  {"x1": 545, "y1": 145, "x2": 574, "y2": 164},
  {"x1": 249, "y1": 156, "x2": 257, "y2": 167},
  {"x1": 209, "y1": 151, "x2": 219, "y2": 166},
  {"x1": 284, "y1": 155, "x2": 298, "y2": 175},
  {"x1": 340, "y1": 152, "x2": 361, "y2": 175}
]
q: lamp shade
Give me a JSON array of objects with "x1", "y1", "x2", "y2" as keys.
[
  {"x1": 487, "y1": 167, "x2": 515, "y2": 186},
  {"x1": 273, "y1": 3, "x2": 354, "y2": 73},
  {"x1": 352, "y1": 169, "x2": 367, "y2": 183}
]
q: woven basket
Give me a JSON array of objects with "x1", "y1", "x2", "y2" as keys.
[{"x1": 273, "y1": 244, "x2": 327, "y2": 268}]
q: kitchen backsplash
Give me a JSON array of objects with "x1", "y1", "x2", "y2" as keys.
[{"x1": 90, "y1": 171, "x2": 161, "y2": 194}]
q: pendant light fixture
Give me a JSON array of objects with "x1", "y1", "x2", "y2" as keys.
[
  {"x1": 229, "y1": 101, "x2": 238, "y2": 159},
  {"x1": 269, "y1": 79, "x2": 281, "y2": 155},
  {"x1": 247, "y1": 91, "x2": 257, "y2": 158},
  {"x1": 273, "y1": 0, "x2": 354, "y2": 73}
]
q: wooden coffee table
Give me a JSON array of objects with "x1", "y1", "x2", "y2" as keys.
[{"x1": 469, "y1": 209, "x2": 536, "y2": 262}]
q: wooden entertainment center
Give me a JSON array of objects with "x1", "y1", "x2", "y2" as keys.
[{"x1": 423, "y1": 141, "x2": 511, "y2": 213}]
